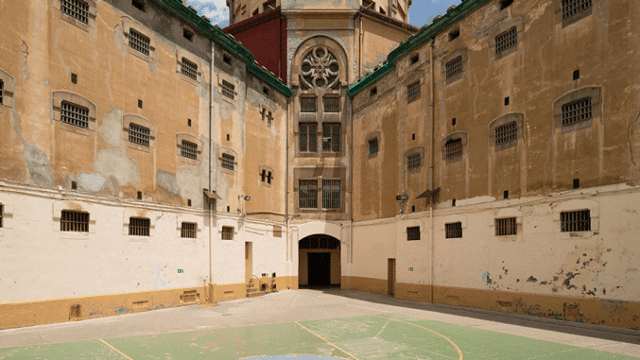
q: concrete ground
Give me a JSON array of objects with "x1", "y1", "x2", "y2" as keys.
[{"x1": 0, "y1": 289, "x2": 638, "y2": 359}]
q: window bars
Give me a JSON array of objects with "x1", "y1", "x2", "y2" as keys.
[
  {"x1": 407, "y1": 81, "x2": 421, "y2": 103},
  {"x1": 562, "y1": 97, "x2": 592, "y2": 126},
  {"x1": 181, "y1": 58, "x2": 198, "y2": 80},
  {"x1": 322, "y1": 124, "x2": 340, "y2": 153},
  {"x1": 221, "y1": 153, "x2": 235, "y2": 170},
  {"x1": 562, "y1": 0, "x2": 592, "y2": 21},
  {"x1": 368, "y1": 138, "x2": 378, "y2": 155},
  {"x1": 61, "y1": 101, "x2": 89, "y2": 128},
  {"x1": 322, "y1": 179, "x2": 341, "y2": 210},
  {"x1": 60, "y1": 210, "x2": 89, "y2": 232},
  {"x1": 181, "y1": 222, "x2": 197, "y2": 238},
  {"x1": 445, "y1": 139, "x2": 463, "y2": 159},
  {"x1": 61, "y1": 0, "x2": 89, "y2": 24},
  {"x1": 301, "y1": 97, "x2": 317, "y2": 113},
  {"x1": 129, "y1": 29, "x2": 150, "y2": 56},
  {"x1": 299, "y1": 180, "x2": 318, "y2": 209},
  {"x1": 495, "y1": 27, "x2": 517, "y2": 56},
  {"x1": 445, "y1": 222, "x2": 463, "y2": 239},
  {"x1": 324, "y1": 97, "x2": 340, "y2": 113},
  {"x1": 0, "y1": 79, "x2": 4, "y2": 104},
  {"x1": 221, "y1": 80, "x2": 235, "y2": 100},
  {"x1": 495, "y1": 218, "x2": 517, "y2": 236},
  {"x1": 129, "y1": 123, "x2": 150, "y2": 146},
  {"x1": 407, "y1": 226, "x2": 420, "y2": 241},
  {"x1": 221, "y1": 226, "x2": 234, "y2": 240},
  {"x1": 129, "y1": 217, "x2": 150, "y2": 236},
  {"x1": 299, "y1": 124, "x2": 317, "y2": 152},
  {"x1": 446, "y1": 56, "x2": 463, "y2": 80},
  {"x1": 495, "y1": 121, "x2": 518, "y2": 145},
  {"x1": 407, "y1": 153, "x2": 421, "y2": 170},
  {"x1": 181, "y1": 140, "x2": 198, "y2": 160},
  {"x1": 561, "y1": 210, "x2": 591, "y2": 232}
]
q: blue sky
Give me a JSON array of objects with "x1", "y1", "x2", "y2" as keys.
[{"x1": 188, "y1": 0, "x2": 463, "y2": 28}]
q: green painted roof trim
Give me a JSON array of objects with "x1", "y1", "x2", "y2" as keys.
[
  {"x1": 155, "y1": 0, "x2": 292, "y2": 97},
  {"x1": 347, "y1": 0, "x2": 491, "y2": 98}
]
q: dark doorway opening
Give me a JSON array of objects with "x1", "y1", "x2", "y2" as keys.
[
  {"x1": 308, "y1": 252, "x2": 331, "y2": 286},
  {"x1": 299, "y1": 235, "x2": 341, "y2": 288}
]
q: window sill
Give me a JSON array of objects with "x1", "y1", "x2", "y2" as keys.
[
  {"x1": 179, "y1": 157, "x2": 200, "y2": 166},
  {"x1": 58, "y1": 122, "x2": 93, "y2": 136},
  {"x1": 129, "y1": 236, "x2": 152, "y2": 243},
  {"x1": 128, "y1": 142, "x2": 152, "y2": 152},
  {"x1": 60, "y1": 232, "x2": 92, "y2": 240},
  {"x1": 179, "y1": 73, "x2": 200, "y2": 87},
  {"x1": 559, "y1": 231, "x2": 596, "y2": 240}
]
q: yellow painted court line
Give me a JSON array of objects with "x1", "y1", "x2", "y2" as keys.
[
  {"x1": 294, "y1": 321, "x2": 359, "y2": 360},
  {"x1": 99, "y1": 338, "x2": 134, "y2": 360},
  {"x1": 375, "y1": 316, "x2": 463, "y2": 360}
]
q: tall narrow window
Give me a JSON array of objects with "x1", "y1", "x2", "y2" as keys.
[
  {"x1": 129, "y1": 29, "x2": 150, "y2": 56},
  {"x1": 407, "y1": 153, "x2": 421, "y2": 170},
  {"x1": 221, "y1": 226, "x2": 234, "y2": 240},
  {"x1": 495, "y1": 121, "x2": 517, "y2": 145},
  {"x1": 495, "y1": 218, "x2": 517, "y2": 236},
  {"x1": 61, "y1": 0, "x2": 89, "y2": 24},
  {"x1": 445, "y1": 139, "x2": 463, "y2": 159},
  {"x1": 181, "y1": 222, "x2": 197, "y2": 239},
  {"x1": 561, "y1": 210, "x2": 591, "y2": 232},
  {"x1": 446, "y1": 56, "x2": 463, "y2": 81},
  {"x1": 562, "y1": 0, "x2": 592, "y2": 22},
  {"x1": 221, "y1": 153, "x2": 235, "y2": 170},
  {"x1": 322, "y1": 124, "x2": 340, "y2": 153},
  {"x1": 407, "y1": 226, "x2": 420, "y2": 241},
  {"x1": 221, "y1": 80, "x2": 235, "y2": 100},
  {"x1": 61, "y1": 210, "x2": 89, "y2": 232},
  {"x1": 299, "y1": 180, "x2": 318, "y2": 209},
  {"x1": 562, "y1": 97, "x2": 592, "y2": 126},
  {"x1": 301, "y1": 97, "x2": 317, "y2": 113},
  {"x1": 322, "y1": 179, "x2": 341, "y2": 210},
  {"x1": 495, "y1": 27, "x2": 517, "y2": 56},
  {"x1": 324, "y1": 97, "x2": 340, "y2": 113},
  {"x1": 407, "y1": 81, "x2": 421, "y2": 103},
  {"x1": 61, "y1": 101, "x2": 89, "y2": 129},
  {"x1": 0, "y1": 79, "x2": 4, "y2": 105},
  {"x1": 181, "y1": 58, "x2": 198, "y2": 80},
  {"x1": 368, "y1": 138, "x2": 379, "y2": 155},
  {"x1": 445, "y1": 222, "x2": 462, "y2": 239},
  {"x1": 0, "y1": 204, "x2": 3, "y2": 228},
  {"x1": 299, "y1": 124, "x2": 317, "y2": 152},
  {"x1": 129, "y1": 123, "x2": 150, "y2": 146},
  {"x1": 181, "y1": 140, "x2": 198, "y2": 160},
  {"x1": 129, "y1": 217, "x2": 150, "y2": 236}
]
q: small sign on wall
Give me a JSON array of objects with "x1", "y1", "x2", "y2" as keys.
[
  {"x1": 177, "y1": 269, "x2": 184, "y2": 273},
  {"x1": 409, "y1": 267, "x2": 413, "y2": 271}
]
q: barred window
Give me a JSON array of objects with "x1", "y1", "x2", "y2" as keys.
[
  {"x1": 0, "y1": 80, "x2": 4, "y2": 104},
  {"x1": 495, "y1": 218, "x2": 517, "y2": 236},
  {"x1": 299, "y1": 179, "x2": 318, "y2": 209},
  {"x1": 129, "y1": 123, "x2": 150, "y2": 146},
  {"x1": 445, "y1": 139, "x2": 463, "y2": 159},
  {"x1": 61, "y1": 0, "x2": 89, "y2": 24},
  {"x1": 368, "y1": 138, "x2": 378, "y2": 155},
  {"x1": 181, "y1": 222, "x2": 197, "y2": 239},
  {"x1": 324, "y1": 97, "x2": 340, "y2": 113},
  {"x1": 221, "y1": 80, "x2": 235, "y2": 100},
  {"x1": 181, "y1": 140, "x2": 198, "y2": 160},
  {"x1": 561, "y1": 210, "x2": 591, "y2": 232},
  {"x1": 495, "y1": 121, "x2": 517, "y2": 145},
  {"x1": 61, "y1": 101, "x2": 89, "y2": 128},
  {"x1": 562, "y1": 0, "x2": 592, "y2": 21},
  {"x1": 181, "y1": 58, "x2": 198, "y2": 80},
  {"x1": 407, "y1": 81, "x2": 421, "y2": 103},
  {"x1": 221, "y1": 226, "x2": 234, "y2": 240},
  {"x1": 273, "y1": 225, "x2": 282, "y2": 238},
  {"x1": 0, "y1": 204, "x2": 3, "y2": 228},
  {"x1": 445, "y1": 222, "x2": 462, "y2": 239},
  {"x1": 221, "y1": 153, "x2": 235, "y2": 170},
  {"x1": 129, "y1": 29, "x2": 150, "y2": 56},
  {"x1": 562, "y1": 97, "x2": 592, "y2": 126},
  {"x1": 301, "y1": 97, "x2": 317, "y2": 113},
  {"x1": 407, "y1": 153, "x2": 421, "y2": 170},
  {"x1": 322, "y1": 179, "x2": 340, "y2": 210},
  {"x1": 407, "y1": 226, "x2": 420, "y2": 241},
  {"x1": 322, "y1": 124, "x2": 340, "y2": 153},
  {"x1": 129, "y1": 217, "x2": 150, "y2": 236},
  {"x1": 61, "y1": 210, "x2": 89, "y2": 232},
  {"x1": 495, "y1": 27, "x2": 517, "y2": 56},
  {"x1": 446, "y1": 56, "x2": 463, "y2": 80},
  {"x1": 299, "y1": 124, "x2": 317, "y2": 152}
]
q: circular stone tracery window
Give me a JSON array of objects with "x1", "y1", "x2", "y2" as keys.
[{"x1": 300, "y1": 47, "x2": 340, "y2": 89}]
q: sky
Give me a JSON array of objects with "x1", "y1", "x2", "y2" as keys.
[{"x1": 188, "y1": 0, "x2": 463, "y2": 28}]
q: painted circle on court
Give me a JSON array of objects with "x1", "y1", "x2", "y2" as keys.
[{"x1": 242, "y1": 355, "x2": 347, "y2": 360}]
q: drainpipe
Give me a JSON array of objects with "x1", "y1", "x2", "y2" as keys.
[
  {"x1": 349, "y1": 95, "x2": 354, "y2": 265},
  {"x1": 429, "y1": 39, "x2": 435, "y2": 304},
  {"x1": 209, "y1": 41, "x2": 216, "y2": 298},
  {"x1": 358, "y1": 13, "x2": 363, "y2": 80}
]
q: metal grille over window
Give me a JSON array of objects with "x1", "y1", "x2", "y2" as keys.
[
  {"x1": 129, "y1": 29, "x2": 150, "y2": 56},
  {"x1": 407, "y1": 226, "x2": 420, "y2": 241},
  {"x1": 562, "y1": 97, "x2": 592, "y2": 126},
  {"x1": 181, "y1": 222, "x2": 197, "y2": 239},
  {"x1": 446, "y1": 56, "x2": 463, "y2": 80},
  {"x1": 301, "y1": 97, "x2": 317, "y2": 113},
  {"x1": 61, "y1": 0, "x2": 89, "y2": 24},
  {"x1": 562, "y1": 0, "x2": 592, "y2": 21},
  {"x1": 181, "y1": 58, "x2": 198, "y2": 80},
  {"x1": 324, "y1": 97, "x2": 339, "y2": 113},
  {"x1": 445, "y1": 222, "x2": 462, "y2": 239},
  {"x1": 221, "y1": 153, "x2": 235, "y2": 170},
  {"x1": 561, "y1": 210, "x2": 591, "y2": 232},
  {"x1": 60, "y1": 210, "x2": 89, "y2": 232},
  {"x1": 299, "y1": 180, "x2": 318, "y2": 209},
  {"x1": 181, "y1": 140, "x2": 198, "y2": 160},
  {"x1": 407, "y1": 153, "x2": 421, "y2": 170},
  {"x1": 129, "y1": 123, "x2": 150, "y2": 146},
  {"x1": 322, "y1": 179, "x2": 340, "y2": 210},
  {"x1": 495, "y1": 27, "x2": 517, "y2": 56},
  {"x1": 61, "y1": 101, "x2": 89, "y2": 128},
  {"x1": 129, "y1": 217, "x2": 150, "y2": 236},
  {"x1": 495, "y1": 218, "x2": 517, "y2": 236},
  {"x1": 407, "y1": 81, "x2": 421, "y2": 103},
  {"x1": 222, "y1": 226, "x2": 234, "y2": 240},
  {"x1": 322, "y1": 125, "x2": 340, "y2": 152},
  {"x1": 495, "y1": 121, "x2": 517, "y2": 145},
  {"x1": 221, "y1": 80, "x2": 235, "y2": 99},
  {"x1": 445, "y1": 139, "x2": 463, "y2": 159},
  {"x1": 368, "y1": 138, "x2": 378, "y2": 155},
  {"x1": 299, "y1": 124, "x2": 317, "y2": 152}
]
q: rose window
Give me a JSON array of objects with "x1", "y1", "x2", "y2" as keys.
[{"x1": 300, "y1": 47, "x2": 340, "y2": 89}]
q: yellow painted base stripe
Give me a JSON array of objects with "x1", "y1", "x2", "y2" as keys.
[
  {"x1": 295, "y1": 321, "x2": 359, "y2": 360},
  {"x1": 99, "y1": 338, "x2": 134, "y2": 360}
]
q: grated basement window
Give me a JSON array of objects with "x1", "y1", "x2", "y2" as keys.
[
  {"x1": 221, "y1": 226, "x2": 234, "y2": 240},
  {"x1": 445, "y1": 139, "x2": 463, "y2": 159},
  {"x1": 129, "y1": 29, "x2": 150, "y2": 56},
  {"x1": 368, "y1": 138, "x2": 378, "y2": 155},
  {"x1": 445, "y1": 222, "x2": 462, "y2": 239},
  {"x1": 407, "y1": 153, "x2": 421, "y2": 170},
  {"x1": 495, "y1": 27, "x2": 517, "y2": 56},
  {"x1": 181, "y1": 222, "x2": 197, "y2": 238},
  {"x1": 322, "y1": 124, "x2": 340, "y2": 153},
  {"x1": 407, "y1": 226, "x2": 420, "y2": 241},
  {"x1": 61, "y1": 0, "x2": 89, "y2": 24},
  {"x1": 562, "y1": 0, "x2": 592, "y2": 21},
  {"x1": 301, "y1": 97, "x2": 317, "y2": 113},
  {"x1": 221, "y1": 80, "x2": 235, "y2": 100},
  {"x1": 61, "y1": 101, "x2": 89, "y2": 128},
  {"x1": 221, "y1": 153, "x2": 235, "y2": 170},
  {"x1": 129, "y1": 217, "x2": 150, "y2": 236},
  {"x1": 129, "y1": 123, "x2": 150, "y2": 146},
  {"x1": 299, "y1": 124, "x2": 317, "y2": 152},
  {"x1": 446, "y1": 56, "x2": 463, "y2": 80},
  {"x1": 562, "y1": 97, "x2": 592, "y2": 126},
  {"x1": 561, "y1": 210, "x2": 591, "y2": 232},
  {"x1": 181, "y1": 58, "x2": 198, "y2": 80},
  {"x1": 322, "y1": 179, "x2": 341, "y2": 210},
  {"x1": 299, "y1": 179, "x2": 318, "y2": 209},
  {"x1": 495, "y1": 217, "x2": 517, "y2": 236},
  {"x1": 495, "y1": 121, "x2": 517, "y2": 145},
  {"x1": 407, "y1": 81, "x2": 421, "y2": 103},
  {"x1": 181, "y1": 140, "x2": 198, "y2": 160},
  {"x1": 324, "y1": 97, "x2": 340, "y2": 113},
  {"x1": 61, "y1": 210, "x2": 89, "y2": 232}
]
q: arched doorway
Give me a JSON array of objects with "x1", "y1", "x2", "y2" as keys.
[{"x1": 299, "y1": 235, "x2": 341, "y2": 288}]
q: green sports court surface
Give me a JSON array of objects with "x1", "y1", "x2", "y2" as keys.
[{"x1": 0, "y1": 313, "x2": 637, "y2": 360}]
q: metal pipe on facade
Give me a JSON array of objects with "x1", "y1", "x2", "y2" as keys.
[
  {"x1": 208, "y1": 41, "x2": 216, "y2": 297},
  {"x1": 429, "y1": 39, "x2": 435, "y2": 304}
]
